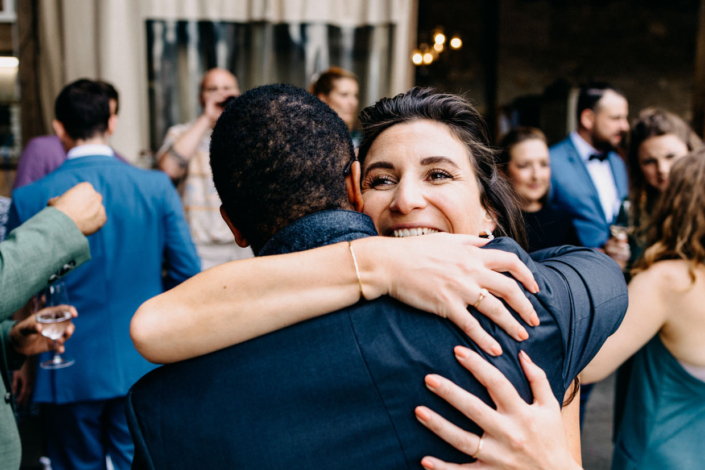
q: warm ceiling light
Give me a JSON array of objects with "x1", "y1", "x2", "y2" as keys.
[
  {"x1": 433, "y1": 43, "x2": 444, "y2": 52},
  {"x1": 450, "y1": 37, "x2": 462, "y2": 49},
  {"x1": 412, "y1": 51, "x2": 423, "y2": 65},
  {"x1": 423, "y1": 52, "x2": 434, "y2": 65},
  {"x1": 434, "y1": 33, "x2": 446, "y2": 45},
  {"x1": 0, "y1": 57, "x2": 19, "y2": 67}
]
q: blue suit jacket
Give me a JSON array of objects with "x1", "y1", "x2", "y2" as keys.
[
  {"x1": 549, "y1": 137, "x2": 628, "y2": 248},
  {"x1": 8, "y1": 155, "x2": 201, "y2": 404},
  {"x1": 126, "y1": 211, "x2": 627, "y2": 469}
]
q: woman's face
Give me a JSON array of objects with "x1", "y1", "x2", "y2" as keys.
[
  {"x1": 360, "y1": 120, "x2": 494, "y2": 238},
  {"x1": 637, "y1": 134, "x2": 689, "y2": 193},
  {"x1": 319, "y1": 78, "x2": 359, "y2": 128},
  {"x1": 505, "y1": 139, "x2": 551, "y2": 209}
]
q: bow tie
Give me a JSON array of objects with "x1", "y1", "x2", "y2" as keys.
[{"x1": 589, "y1": 152, "x2": 608, "y2": 162}]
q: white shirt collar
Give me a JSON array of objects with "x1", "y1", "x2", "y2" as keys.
[
  {"x1": 569, "y1": 131, "x2": 602, "y2": 164},
  {"x1": 66, "y1": 144, "x2": 114, "y2": 160}
]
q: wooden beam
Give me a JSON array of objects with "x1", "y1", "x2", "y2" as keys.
[
  {"x1": 693, "y1": 0, "x2": 705, "y2": 137},
  {"x1": 18, "y1": 0, "x2": 45, "y2": 146}
]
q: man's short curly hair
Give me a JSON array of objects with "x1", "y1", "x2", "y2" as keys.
[{"x1": 210, "y1": 84, "x2": 355, "y2": 254}]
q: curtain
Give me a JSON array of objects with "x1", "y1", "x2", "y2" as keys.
[{"x1": 37, "y1": 0, "x2": 417, "y2": 163}]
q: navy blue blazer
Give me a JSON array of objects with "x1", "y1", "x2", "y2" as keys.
[
  {"x1": 549, "y1": 137, "x2": 628, "y2": 248},
  {"x1": 8, "y1": 155, "x2": 201, "y2": 404},
  {"x1": 127, "y1": 211, "x2": 627, "y2": 469}
]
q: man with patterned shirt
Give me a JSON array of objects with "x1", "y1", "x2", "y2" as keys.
[{"x1": 157, "y1": 68, "x2": 253, "y2": 270}]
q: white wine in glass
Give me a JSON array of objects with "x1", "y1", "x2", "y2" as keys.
[{"x1": 38, "y1": 282, "x2": 75, "y2": 369}]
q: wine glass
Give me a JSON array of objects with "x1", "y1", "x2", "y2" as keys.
[{"x1": 37, "y1": 282, "x2": 75, "y2": 369}]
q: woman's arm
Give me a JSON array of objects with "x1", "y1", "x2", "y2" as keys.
[
  {"x1": 581, "y1": 265, "x2": 668, "y2": 384},
  {"x1": 561, "y1": 386, "x2": 582, "y2": 466},
  {"x1": 131, "y1": 233, "x2": 540, "y2": 364},
  {"x1": 415, "y1": 347, "x2": 582, "y2": 470}
]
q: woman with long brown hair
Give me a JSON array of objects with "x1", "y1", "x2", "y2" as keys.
[{"x1": 580, "y1": 150, "x2": 705, "y2": 469}]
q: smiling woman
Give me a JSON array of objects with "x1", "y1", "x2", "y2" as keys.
[
  {"x1": 497, "y1": 127, "x2": 580, "y2": 252},
  {"x1": 357, "y1": 87, "x2": 527, "y2": 248}
]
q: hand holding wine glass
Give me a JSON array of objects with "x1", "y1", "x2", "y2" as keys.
[{"x1": 9, "y1": 305, "x2": 77, "y2": 357}]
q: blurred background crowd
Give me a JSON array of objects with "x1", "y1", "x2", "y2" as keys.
[{"x1": 1, "y1": 1, "x2": 705, "y2": 469}]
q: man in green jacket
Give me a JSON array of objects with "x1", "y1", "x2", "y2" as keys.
[{"x1": 0, "y1": 182, "x2": 106, "y2": 469}]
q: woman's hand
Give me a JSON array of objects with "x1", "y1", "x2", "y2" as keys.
[
  {"x1": 415, "y1": 347, "x2": 581, "y2": 470},
  {"x1": 603, "y1": 236, "x2": 630, "y2": 270},
  {"x1": 356, "y1": 234, "x2": 540, "y2": 356}
]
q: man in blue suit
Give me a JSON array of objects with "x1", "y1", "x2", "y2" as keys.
[
  {"x1": 549, "y1": 82, "x2": 629, "y2": 250},
  {"x1": 7, "y1": 79, "x2": 201, "y2": 470},
  {"x1": 549, "y1": 82, "x2": 630, "y2": 427},
  {"x1": 126, "y1": 85, "x2": 627, "y2": 468}
]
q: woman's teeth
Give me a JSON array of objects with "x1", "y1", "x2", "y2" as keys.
[{"x1": 392, "y1": 228, "x2": 439, "y2": 237}]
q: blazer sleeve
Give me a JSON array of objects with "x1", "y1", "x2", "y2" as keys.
[
  {"x1": 530, "y1": 244, "x2": 628, "y2": 388},
  {"x1": 0, "y1": 206, "x2": 91, "y2": 320},
  {"x1": 159, "y1": 174, "x2": 201, "y2": 288}
]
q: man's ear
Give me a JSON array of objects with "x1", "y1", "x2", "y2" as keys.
[
  {"x1": 345, "y1": 160, "x2": 364, "y2": 212},
  {"x1": 106, "y1": 114, "x2": 118, "y2": 136},
  {"x1": 220, "y1": 206, "x2": 249, "y2": 248},
  {"x1": 52, "y1": 119, "x2": 66, "y2": 140},
  {"x1": 580, "y1": 108, "x2": 595, "y2": 132}
]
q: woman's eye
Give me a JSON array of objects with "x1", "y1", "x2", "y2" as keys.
[
  {"x1": 366, "y1": 175, "x2": 396, "y2": 189},
  {"x1": 427, "y1": 169, "x2": 453, "y2": 182}
]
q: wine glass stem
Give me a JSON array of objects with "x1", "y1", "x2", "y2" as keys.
[{"x1": 52, "y1": 340, "x2": 61, "y2": 363}]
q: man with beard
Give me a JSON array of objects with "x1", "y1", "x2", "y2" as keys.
[
  {"x1": 549, "y1": 82, "x2": 630, "y2": 428},
  {"x1": 549, "y1": 82, "x2": 629, "y2": 249}
]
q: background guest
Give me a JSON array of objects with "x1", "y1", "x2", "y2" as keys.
[
  {"x1": 617, "y1": 107, "x2": 702, "y2": 266},
  {"x1": 0, "y1": 182, "x2": 105, "y2": 470},
  {"x1": 581, "y1": 151, "x2": 705, "y2": 470},
  {"x1": 7, "y1": 79, "x2": 200, "y2": 470},
  {"x1": 310, "y1": 67, "x2": 361, "y2": 146},
  {"x1": 498, "y1": 127, "x2": 580, "y2": 252},
  {"x1": 549, "y1": 82, "x2": 629, "y2": 250},
  {"x1": 157, "y1": 68, "x2": 252, "y2": 270},
  {"x1": 549, "y1": 82, "x2": 630, "y2": 425},
  {"x1": 13, "y1": 81, "x2": 127, "y2": 190}
]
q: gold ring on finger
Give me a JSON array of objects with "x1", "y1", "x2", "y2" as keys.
[
  {"x1": 473, "y1": 288, "x2": 489, "y2": 309},
  {"x1": 471, "y1": 433, "x2": 484, "y2": 459}
]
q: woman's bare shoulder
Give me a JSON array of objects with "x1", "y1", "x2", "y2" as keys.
[{"x1": 632, "y1": 259, "x2": 702, "y2": 294}]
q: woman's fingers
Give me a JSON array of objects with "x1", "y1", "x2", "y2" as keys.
[
  {"x1": 518, "y1": 351, "x2": 555, "y2": 406},
  {"x1": 479, "y1": 253, "x2": 539, "y2": 327},
  {"x1": 444, "y1": 303, "x2": 503, "y2": 356},
  {"x1": 453, "y1": 347, "x2": 524, "y2": 414},
  {"x1": 462, "y1": 290, "x2": 528, "y2": 343},
  {"x1": 415, "y1": 405, "x2": 485, "y2": 458},
  {"x1": 422, "y1": 373, "x2": 506, "y2": 437},
  {"x1": 478, "y1": 249, "x2": 539, "y2": 295},
  {"x1": 421, "y1": 456, "x2": 476, "y2": 470}
]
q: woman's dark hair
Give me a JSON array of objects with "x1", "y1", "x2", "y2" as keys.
[
  {"x1": 497, "y1": 127, "x2": 548, "y2": 167},
  {"x1": 628, "y1": 108, "x2": 702, "y2": 241},
  {"x1": 309, "y1": 67, "x2": 358, "y2": 97},
  {"x1": 497, "y1": 127, "x2": 550, "y2": 206},
  {"x1": 358, "y1": 87, "x2": 528, "y2": 249}
]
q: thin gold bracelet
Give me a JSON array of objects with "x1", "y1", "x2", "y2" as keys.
[{"x1": 348, "y1": 241, "x2": 365, "y2": 300}]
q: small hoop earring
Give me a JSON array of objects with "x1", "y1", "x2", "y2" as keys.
[{"x1": 484, "y1": 230, "x2": 494, "y2": 241}]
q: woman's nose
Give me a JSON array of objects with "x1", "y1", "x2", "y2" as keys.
[{"x1": 389, "y1": 179, "x2": 426, "y2": 214}]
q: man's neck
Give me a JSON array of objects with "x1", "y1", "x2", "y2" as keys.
[
  {"x1": 64, "y1": 135, "x2": 110, "y2": 152},
  {"x1": 576, "y1": 128, "x2": 595, "y2": 148}
]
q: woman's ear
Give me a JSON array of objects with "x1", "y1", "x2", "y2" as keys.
[
  {"x1": 482, "y1": 210, "x2": 498, "y2": 235},
  {"x1": 345, "y1": 160, "x2": 364, "y2": 212}
]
